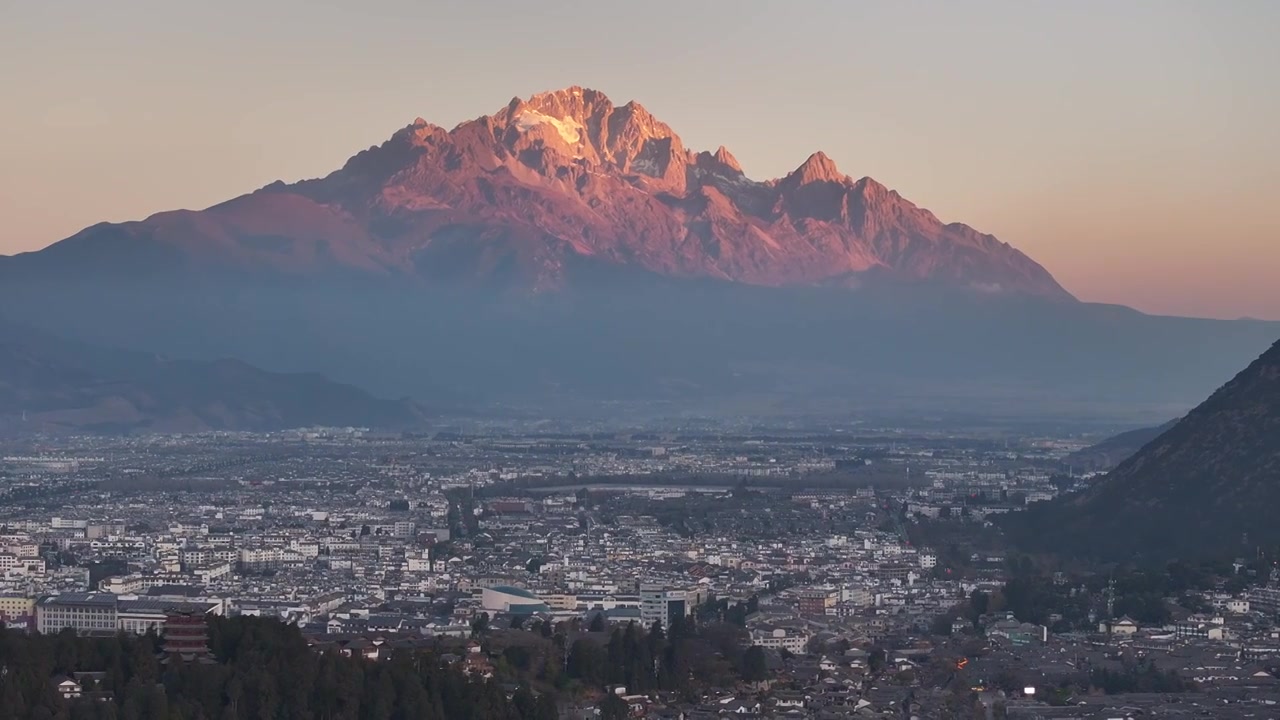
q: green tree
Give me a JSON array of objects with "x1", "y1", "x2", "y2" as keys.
[
  {"x1": 598, "y1": 693, "x2": 628, "y2": 720},
  {"x1": 869, "y1": 647, "x2": 887, "y2": 674},
  {"x1": 471, "y1": 612, "x2": 491, "y2": 638},
  {"x1": 741, "y1": 646, "x2": 768, "y2": 682}
]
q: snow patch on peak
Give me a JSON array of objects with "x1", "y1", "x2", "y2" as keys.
[
  {"x1": 513, "y1": 110, "x2": 583, "y2": 145},
  {"x1": 629, "y1": 156, "x2": 659, "y2": 176}
]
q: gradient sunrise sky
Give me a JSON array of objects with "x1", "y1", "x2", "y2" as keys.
[{"x1": 1, "y1": 0, "x2": 1277, "y2": 319}]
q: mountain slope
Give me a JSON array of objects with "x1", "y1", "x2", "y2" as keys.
[
  {"x1": 0, "y1": 320, "x2": 425, "y2": 434},
  {"x1": 1064, "y1": 419, "x2": 1181, "y2": 472},
  {"x1": 1008, "y1": 339, "x2": 1280, "y2": 561}
]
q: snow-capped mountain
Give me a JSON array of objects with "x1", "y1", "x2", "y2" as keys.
[
  {"x1": 12, "y1": 87, "x2": 1068, "y2": 298},
  {"x1": 0, "y1": 87, "x2": 1274, "y2": 419}
]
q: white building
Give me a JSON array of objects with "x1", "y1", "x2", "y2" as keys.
[
  {"x1": 750, "y1": 627, "x2": 808, "y2": 654},
  {"x1": 480, "y1": 586, "x2": 549, "y2": 615},
  {"x1": 37, "y1": 593, "x2": 118, "y2": 634},
  {"x1": 640, "y1": 584, "x2": 691, "y2": 629}
]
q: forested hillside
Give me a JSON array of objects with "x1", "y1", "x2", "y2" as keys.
[{"x1": 0, "y1": 617, "x2": 551, "y2": 720}]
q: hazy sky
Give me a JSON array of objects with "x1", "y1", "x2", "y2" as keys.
[{"x1": 2, "y1": 0, "x2": 1277, "y2": 319}]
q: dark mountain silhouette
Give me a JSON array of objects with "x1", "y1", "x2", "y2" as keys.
[
  {"x1": 0, "y1": 87, "x2": 1276, "y2": 419},
  {"x1": 1065, "y1": 419, "x2": 1181, "y2": 472},
  {"x1": 1008, "y1": 338, "x2": 1280, "y2": 562},
  {"x1": 0, "y1": 319, "x2": 425, "y2": 434}
]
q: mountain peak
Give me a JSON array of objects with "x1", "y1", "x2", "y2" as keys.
[
  {"x1": 524, "y1": 86, "x2": 608, "y2": 114},
  {"x1": 852, "y1": 175, "x2": 892, "y2": 200},
  {"x1": 47, "y1": 86, "x2": 1072, "y2": 301},
  {"x1": 787, "y1": 151, "x2": 845, "y2": 185},
  {"x1": 493, "y1": 87, "x2": 687, "y2": 188},
  {"x1": 713, "y1": 145, "x2": 743, "y2": 173},
  {"x1": 508, "y1": 88, "x2": 668, "y2": 140},
  {"x1": 528, "y1": 85, "x2": 593, "y2": 102}
]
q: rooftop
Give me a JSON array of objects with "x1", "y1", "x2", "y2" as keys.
[
  {"x1": 490, "y1": 585, "x2": 539, "y2": 600},
  {"x1": 37, "y1": 592, "x2": 118, "y2": 607}
]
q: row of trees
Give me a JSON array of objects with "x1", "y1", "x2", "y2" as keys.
[
  {"x1": 0, "y1": 616, "x2": 555, "y2": 720},
  {"x1": 981, "y1": 658, "x2": 1190, "y2": 703},
  {"x1": 1087, "y1": 662, "x2": 1191, "y2": 695},
  {"x1": 934, "y1": 555, "x2": 1274, "y2": 638},
  {"x1": 565, "y1": 617, "x2": 766, "y2": 698}
]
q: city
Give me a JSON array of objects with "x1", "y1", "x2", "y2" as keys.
[{"x1": 2, "y1": 427, "x2": 1279, "y2": 717}]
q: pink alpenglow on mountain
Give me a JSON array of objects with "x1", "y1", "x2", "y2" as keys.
[
  {"x1": 6, "y1": 87, "x2": 1278, "y2": 422},
  {"x1": 51, "y1": 87, "x2": 1070, "y2": 299}
]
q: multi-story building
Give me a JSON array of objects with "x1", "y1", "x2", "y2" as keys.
[
  {"x1": 289, "y1": 541, "x2": 321, "y2": 558},
  {"x1": 168, "y1": 523, "x2": 209, "y2": 537},
  {"x1": 540, "y1": 593, "x2": 578, "y2": 611},
  {"x1": 86, "y1": 522, "x2": 126, "y2": 540},
  {"x1": 117, "y1": 599, "x2": 221, "y2": 635},
  {"x1": 117, "y1": 600, "x2": 174, "y2": 635},
  {"x1": 0, "y1": 534, "x2": 39, "y2": 558},
  {"x1": 640, "y1": 584, "x2": 691, "y2": 629},
  {"x1": 750, "y1": 627, "x2": 809, "y2": 654},
  {"x1": 180, "y1": 548, "x2": 214, "y2": 568},
  {"x1": 0, "y1": 595, "x2": 36, "y2": 629},
  {"x1": 877, "y1": 564, "x2": 918, "y2": 585},
  {"x1": 50, "y1": 517, "x2": 88, "y2": 532},
  {"x1": 37, "y1": 593, "x2": 118, "y2": 634},
  {"x1": 100, "y1": 573, "x2": 189, "y2": 594},
  {"x1": 841, "y1": 587, "x2": 874, "y2": 607},
  {"x1": 405, "y1": 555, "x2": 433, "y2": 573},
  {"x1": 191, "y1": 562, "x2": 232, "y2": 586},
  {"x1": 238, "y1": 547, "x2": 306, "y2": 569},
  {"x1": 0, "y1": 553, "x2": 45, "y2": 576},
  {"x1": 576, "y1": 594, "x2": 641, "y2": 612},
  {"x1": 796, "y1": 588, "x2": 837, "y2": 616},
  {"x1": 1247, "y1": 586, "x2": 1280, "y2": 616},
  {"x1": 1176, "y1": 618, "x2": 1226, "y2": 641}
]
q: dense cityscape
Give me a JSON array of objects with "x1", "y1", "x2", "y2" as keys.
[{"x1": 0, "y1": 426, "x2": 1277, "y2": 718}]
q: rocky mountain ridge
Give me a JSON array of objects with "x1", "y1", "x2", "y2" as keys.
[{"x1": 16, "y1": 87, "x2": 1069, "y2": 298}]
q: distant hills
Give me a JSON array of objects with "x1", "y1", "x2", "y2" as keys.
[
  {"x1": 1, "y1": 86, "x2": 1276, "y2": 419},
  {"x1": 1007, "y1": 338, "x2": 1280, "y2": 562},
  {"x1": 1064, "y1": 419, "x2": 1180, "y2": 472},
  {"x1": 0, "y1": 319, "x2": 425, "y2": 434}
]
